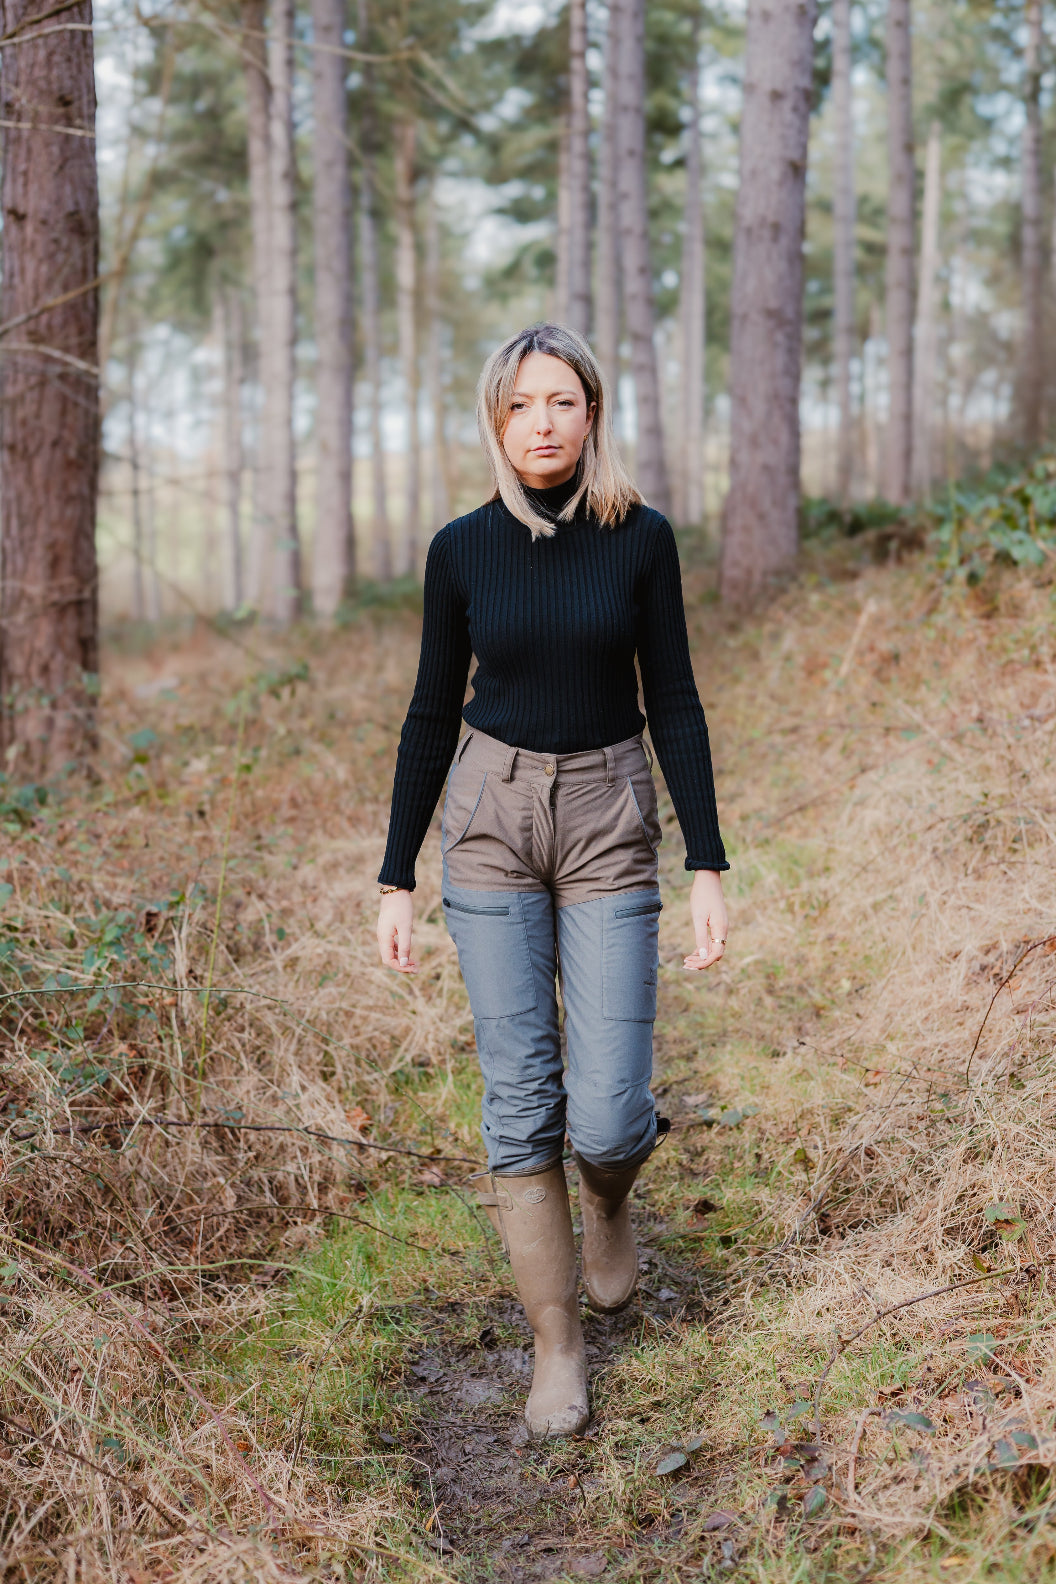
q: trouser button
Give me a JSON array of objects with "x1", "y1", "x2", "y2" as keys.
[{"x1": 544, "y1": 763, "x2": 555, "y2": 777}]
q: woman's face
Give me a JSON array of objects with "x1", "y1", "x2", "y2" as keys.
[{"x1": 501, "y1": 351, "x2": 596, "y2": 489}]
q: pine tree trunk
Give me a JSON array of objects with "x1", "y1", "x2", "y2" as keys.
[
  {"x1": 394, "y1": 116, "x2": 420, "y2": 578},
  {"x1": 677, "y1": 29, "x2": 705, "y2": 528},
  {"x1": 0, "y1": 0, "x2": 100, "y2": 778},
  {"x1": 311, "y1": 0, "x2": 353, "y2": 620},
  {"x1": 219, "y1": 287, "x2": 245, "y2": 610},
  {"x1": 884, "y1": 0, "x2": 914, "y2": 504},
  {"x1": 911, "y1": 122, "x2": 942, "y2": 497},
  {"x1": 356, "y1": 0, "x2": 391, "y2": 581},
  {"x1": 241, "y1": 0, "x2": 272, "y2": 608},
  {"x1": 555, "y1": 115, "x2": 572, "y2": 322},
  {"x1": 613, "y1": 0, "x2": 671, "y2": 514},
  {"x1": 1020, "y1": 0, "x2": 1044, "y2": 452},
  {"x1": 719, "y1": 0, "x2": 816, "y2": 606},
  {"x1": 832, "y1": 0, "x2": 855, "y2": 504},
  {"x1": 268, "y1": 0, "x2": 301, "y2": 624},
  {"x1": 425, "y1": 185, "x2": 449, "y2": 529},
  {"x1": 596, "y1": 3, "x2": 621, "y2": 410},
  {"x1": 566, "y1": 0, "x2": 591, "y2": 335},
  {"x1": 128, "y1": 325, "x2": 146, "y2": 622}
]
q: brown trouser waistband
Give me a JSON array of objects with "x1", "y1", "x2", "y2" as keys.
[{"x1": 456, "y1": 726, "x2": 650, "y2": 786}]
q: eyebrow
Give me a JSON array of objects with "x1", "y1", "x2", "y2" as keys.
[{"x1": 511, "y1": 388, "x2": 580, "y2": 399}]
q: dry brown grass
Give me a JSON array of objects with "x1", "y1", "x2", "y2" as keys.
[{"x1": 1, "y1": 548, "x2": 1055, "y2": 1579}]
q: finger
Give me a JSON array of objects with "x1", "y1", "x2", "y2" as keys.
[{"x1": 396, "y1": 922, "x2": 416, "y2": 972}]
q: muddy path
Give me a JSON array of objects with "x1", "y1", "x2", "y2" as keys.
[{"x1": 395, "y1": 1193, "x2": 729, "y2": 1581}]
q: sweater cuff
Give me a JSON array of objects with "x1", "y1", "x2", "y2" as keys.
[
  {"x1": 684, "y1": 857, "x2": 730, "y2": 873},
  {"x1": 377, "y1": 867, "x2": 417, "y2": 892}
]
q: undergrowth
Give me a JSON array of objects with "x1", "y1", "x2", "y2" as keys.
[{"x1": 2, "y1": 538, "x2": 1055, "y2": 1581}]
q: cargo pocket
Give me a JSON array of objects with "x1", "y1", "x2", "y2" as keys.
[
  {"x1": 442, "y1": 890, "x2": 538, "y2": 1019},
  {"x1": 602, "y1": 892, "x2": 661, "y2": 1023}
]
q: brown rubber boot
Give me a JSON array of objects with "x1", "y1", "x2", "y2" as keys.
[
  {"x1": 493, "y1": 1163, "x2": 589, "y2": 1440},
  {"x1": 469, "y1": 1170, "x2": 509, "y2": 1252},
  {"x1": 574, "y1": 1153, "x2": 642, "y2": 1313}
]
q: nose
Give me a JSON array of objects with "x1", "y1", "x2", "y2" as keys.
[{"x1": 534, "y1": 404, "x2": 553, "y2": 434}]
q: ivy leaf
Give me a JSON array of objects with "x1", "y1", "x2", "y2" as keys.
[
  {"x1": 967, "y1": 1333, "x2": 999, "y2": 1361},
  {"x1": 885, "y1": 1411, "x2": 936, "y2": 1434},
  {"x1": 984, "y1": 1202, "x2": 1025, "y2": 1240},
  {"x1": 803, "y1": 1486, "x2": 827, "y2": 1518}
]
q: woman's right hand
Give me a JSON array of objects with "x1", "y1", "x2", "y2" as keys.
[{"x1": 377, "y1": 889, "x2": 417, "y2": 973}]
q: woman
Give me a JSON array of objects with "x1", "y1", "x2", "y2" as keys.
[{"x1": 376, "y1": 323, "x2": 728, "y2": 1441}]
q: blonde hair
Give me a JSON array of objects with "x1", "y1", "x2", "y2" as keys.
[{"x1": 475, "y1": 322, "x2": 642, "y2": 538}]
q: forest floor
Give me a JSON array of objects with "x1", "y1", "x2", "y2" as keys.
[{"x1": 2, "y1": 532, "x2": 1056, "y2": 1583}]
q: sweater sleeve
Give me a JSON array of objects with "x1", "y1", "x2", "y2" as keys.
[
  {"x1": 378, "y1": 530, "x2": 472, "y2": 890},
  {"x1": 635, "y1": 515, "x2": 729, "y2": 872}
]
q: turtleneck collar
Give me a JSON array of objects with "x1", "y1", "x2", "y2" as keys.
[{"x1": 523, "y1": 472, "x2": 582, "y2": 521}]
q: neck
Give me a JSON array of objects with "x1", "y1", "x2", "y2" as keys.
[{"x1": 522, "y1": 470, "x2": 580, "y2": 517}]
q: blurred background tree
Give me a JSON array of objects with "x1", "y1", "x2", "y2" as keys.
[{"x1": 2, "y1": 0, "x2": 1054, "y2": 666}]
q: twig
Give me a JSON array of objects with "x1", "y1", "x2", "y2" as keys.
[
  {"x1": 845, "y1": 1407, "x2": 880, "y2": 1500},
  {"x1": 812, "y1": 1265, "x2": 1017, "y2": 1444},
  {"x1": 965, "y1": 936, "x2": 1055, "y2": 1083},
  {"x1": 6, "y1": 1110, "x2": 480, "y2": 1165}
]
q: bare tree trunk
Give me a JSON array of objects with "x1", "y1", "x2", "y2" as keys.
[
  {"x1": 884, "y1": 0, "x2": 914, "y2": 504},
  {"x1": 719, "y1": 0, "x2": 816, "y2": 606},
  {"x1": 311, "y1": 0, "x2": 353, "y2": 620},
  {"x1": 425, "y1": 185, "x2": 449, "y2": 528},
  {"x1": 863, "y1": 300, "x2": 881, "y2": 496},
  {"x1": 268, "y1": 0, "x2": 301, "y2": 624},
  {"x1": 141, "y1": 363, "x2": 161, "y2": 622},
  {"x1": 566, "y1": 0, "x2": 591, "y2": 335},
  {"x1": 241, "y1": 0, "x2": 272, "y2": 608},
  {"x1": 0, "y1": 0, "x2": 99, "y2": 778},
  {"x1": 1020, "y1": 0, "x2": 1044, "y2": 452},
  {"x1": 677, "y1": 26, "x2": 705, "y2": 528},
  {"x1": 911, "y1": 122, "x2": 942, "y2": 497},
  {"x1": 128, "y1": 327, "x2": 146, "y2": 622},
  {"x1": 596, "y1": 3, "x2": 621, "y2": 410},
  {"x1": 832, "y1": 0, "x2": 855, "y2": 504},
  {"x1": 394, "y1": 116, "x2": 420, "y2": 578},
  {"x1": 357, "y1": 0, "x2": 391, "y2": 581},
  {"x1": 613, "y1": 0, "x2": 671, "y2": 514},
  {"x1": 219, "y1": 287, "x2": 245, "y2": 610},
  {"x1": 555, "y1": 116, "x2": 572, "y2": 322}
]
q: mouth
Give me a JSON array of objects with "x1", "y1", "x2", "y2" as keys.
[{"x1": 531, "y1": 445, "x2": 559, "y2": 455}]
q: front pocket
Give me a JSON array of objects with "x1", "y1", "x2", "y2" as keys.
[
  {"x1": 441, "y1": 771, "x2": 487, "y2": 855},
  {"x1": 442, "y1": 896, "x2": 511, "y2": 917},
  {"x1": 626, "y1": 776, "x2": 662, "y2": 850}
]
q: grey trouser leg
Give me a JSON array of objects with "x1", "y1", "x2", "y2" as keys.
[
  {"x1": 442, "y1": 879, "x2": 566, "y2": 1175},
  {"x1": 557, "y1": 890, "x2": 660, "y2": 1169}
]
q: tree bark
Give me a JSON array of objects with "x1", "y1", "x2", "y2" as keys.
[
  {"x1": 219, "y1": 287, "x2": 245, "y2": 611},
  {"x1": 566, "y1": 0, "x2": 591, "y2": 335},
  {"x1": 677, "y1": 26, "x2": 705, "y2": 528},
  {"x1": 911, "y1": 121, "x2": 942, "y2": 497},
  {"x1": 596, "y1": 2, "x2": 621, "y2": 412},
  {"x1": 425, "y1": 184, "x2": 449, "y2": 529},
  {"x1": 267, "y1": 0, "x2": 301, "y2": 624},
  {"x1": 357, "y1": 0, "x2": 391, "y2": 581},
  {"x1": 311, "y1": 0, "x2": 353, "y2": 620},
  {"x1": 832, "y1": 0, "x2": 855, "y2": 504},
  {"x1": 719, "y1": 0, "x2": 816, "y2": 606},
  {"x1": 241, "y1": 0, "x2": 272, "y2": 608},
  {"x1": 613, "y1": 0, "x2": 671, "y2": 514},
  {"x1": 884, "y1": 0, "x2": 914, "y2": 504},
  {"x1": 0, "y1": 0, "x2": 100, "y2": 778},
  {"x1": 1020, "y1": 0, "x2": 1044, "y2": 452},
  {"x1": 394, "y1": 116, "x2": 420, "y2": 578},
  {"x1": 555, "y1": 114, "x2": 572, "y2": 322}
]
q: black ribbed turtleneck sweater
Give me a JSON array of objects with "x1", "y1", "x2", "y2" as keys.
[{"x1": 378, "y1": 478, "x2": 728, "y2": 890}]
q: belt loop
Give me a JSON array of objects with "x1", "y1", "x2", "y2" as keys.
[
  {"x1": 604, "y1": 745, "x2": 615, "y2": 787},
  {"x1": 501, "y1": 745, "x2": 518, "y2": 782}
]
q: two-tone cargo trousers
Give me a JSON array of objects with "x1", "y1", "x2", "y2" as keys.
[{"x1": 440, "y1": 727, "x2": 662, "y2": 1176}]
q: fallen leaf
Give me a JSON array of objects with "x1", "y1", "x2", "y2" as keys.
[
  {"x1": 803, "y1": 1485, "x2": 827, "y2": 1518},
  {"x1": 940, "y1": 1557, "x2": 968, "y2": 1570},
  {"x1": 569, "y1": 1556, "x2": 607, "y2": 1579},
  {"x1": 346, "y1": 1105, "x2": 372, "y2": 1132},
  {"x1": 656, "y1": 1451, "x2": 688, "y2": 1476},
  {"x1": 703, "y1": 1510, "x2": 738, "y2": 1531}
]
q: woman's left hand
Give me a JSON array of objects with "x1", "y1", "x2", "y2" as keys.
[{"x1": 683, "y1": 869, "x2": 728, "y2": 971}]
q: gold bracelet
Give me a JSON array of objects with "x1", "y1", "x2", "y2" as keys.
[{"x1": 379, "y1": 884, "x2": 400, "y2": 895}]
